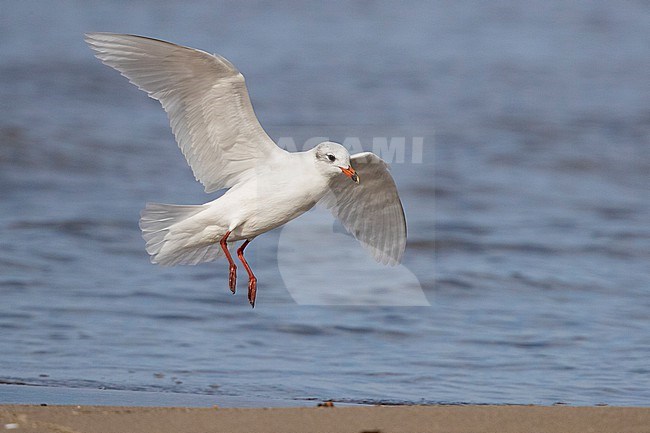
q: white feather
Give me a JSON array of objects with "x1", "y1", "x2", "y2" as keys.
[
  {"x1": 321, "y1": 153, "x2": 407, "y2": 265},
  {"x1": 85, "y1": 32, "x2": 286, "y2": 193}
]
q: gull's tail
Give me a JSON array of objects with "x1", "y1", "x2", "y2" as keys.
[{"x1": 139, "y1": 203, "x2": 222, "y2": 266}]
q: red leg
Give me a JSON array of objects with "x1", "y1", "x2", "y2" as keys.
[
  {"x1": 236, "y1": 239, "x2": 257, "y2": 308},
  {"x1": 219, "y1": 231, "x2": 237, "y2": 294}
]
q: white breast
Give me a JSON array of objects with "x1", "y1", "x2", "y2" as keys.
[{"x1": 205, "y1": 152, "x2": 329, "y2": 240}]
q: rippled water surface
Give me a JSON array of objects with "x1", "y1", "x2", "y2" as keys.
[{"x1": 1, "y1": 1, "x2": 649, "y2": 406}]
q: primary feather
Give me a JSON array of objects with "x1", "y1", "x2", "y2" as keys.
[
  {"x1": 322, "y1": 152, "x2": 407, "y2": 265},
  {"x1": 85, "y1": 32, "x2": 286, "y2": 193}
]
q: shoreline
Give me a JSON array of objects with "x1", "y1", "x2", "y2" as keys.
[
  {"x1": 2, "y1": 404, "x2": 650, "y2": 433},
  {"x1": 2, "y1": 384, "x2": 650, "y2": 433},
  {"x1": 3, "y1": 383, "x2": 649, "y2": 408},
  {"x1": 0, "y1": 384, "x2": 312, "y2": 408}
]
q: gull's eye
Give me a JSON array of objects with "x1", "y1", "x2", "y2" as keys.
[{"x1": 326, "y1": 153, "x2": 336, "y2": 162}]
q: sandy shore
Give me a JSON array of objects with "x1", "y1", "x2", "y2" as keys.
[{"x1": 1, "y1": 405, "x2": 649, "y2": 433}]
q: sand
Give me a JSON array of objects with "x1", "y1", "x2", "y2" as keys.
[{"x1": 1, "y1": 404, "x2": 649, "y2": 433}]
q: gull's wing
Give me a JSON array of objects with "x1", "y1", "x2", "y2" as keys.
[
  {"x1": 85, "y1": 32, "x2": 285, "y2": 193},
  {"x1": 321, "y1": 152, "x2": 407, "y2": 265}
]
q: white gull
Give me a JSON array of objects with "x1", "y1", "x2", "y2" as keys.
[{"x1": 85, "y1": 33, "x2": 406, "y2": 307}]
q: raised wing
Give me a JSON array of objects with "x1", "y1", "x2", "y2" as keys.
[
  {"x1": 321, "y1": 152, "x2": 407, "y2": 265},
  {"x1": 85, "y1": 33, "x2": 285, "y2": 193}
]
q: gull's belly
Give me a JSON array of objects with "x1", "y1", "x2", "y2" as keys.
[
  {"x1": 216, "y1": 171, "x2": 327, "y2": 241},
  {"x1": 236, "y1": 195, "x2": 317, "y2": 239}
]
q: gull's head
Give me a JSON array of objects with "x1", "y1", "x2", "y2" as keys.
[{"x1": 314, "y1": 141, "x2": 359, "y2": 184}]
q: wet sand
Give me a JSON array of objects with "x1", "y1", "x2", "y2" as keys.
[{"x1": 1, "y1": 405, "x2": 649, "y2": 433}]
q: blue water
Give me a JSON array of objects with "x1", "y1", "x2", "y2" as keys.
[{"x1": 1, "y1": 1, "x2": 649, "y2": 406}]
